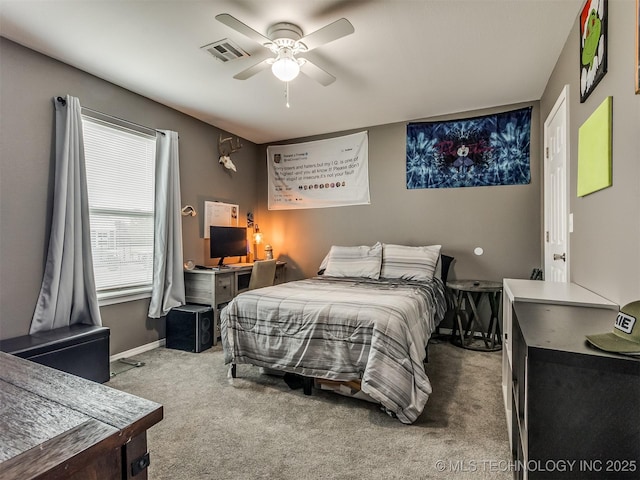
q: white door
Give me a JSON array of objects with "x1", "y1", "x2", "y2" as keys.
[{"x1": 543, "y1": 85, "x2": 569, "y2": 282}]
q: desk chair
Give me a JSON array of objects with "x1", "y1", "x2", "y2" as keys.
[
  {"x1": 248, "y1": 259, "x2": 277, "y2": 290},
  {"x1": 230, "y1": 259, "x2": 277, "y2": 380}
]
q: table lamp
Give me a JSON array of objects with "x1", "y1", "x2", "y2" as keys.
[{"x1": 253, "y1": 224, "x2": 263, "y2": 260}]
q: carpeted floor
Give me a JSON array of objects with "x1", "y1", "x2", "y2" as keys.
[{"x1": 108, "y1": 340, "x2": 512, "y2": 479}]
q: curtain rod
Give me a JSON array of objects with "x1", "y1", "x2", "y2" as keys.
[{"x1": 56, "y1": 96, "x2": 164, "y2": 136}]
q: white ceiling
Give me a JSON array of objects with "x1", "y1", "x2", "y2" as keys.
[{"x1": 0, "y1": 0, "x2": 582, "y2": 144}]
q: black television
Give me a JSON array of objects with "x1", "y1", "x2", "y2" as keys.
[{"x1": 209, "y1": 226, "x2": 247, "y2": 267}]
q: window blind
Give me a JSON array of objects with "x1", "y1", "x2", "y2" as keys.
[{"x1": 82, "y1": 116, "x2": 156, "y2": 299}]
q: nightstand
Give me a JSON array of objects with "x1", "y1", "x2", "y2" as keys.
[{"x1": 447, "y1": 279, "x2": 503, "y2": 351}]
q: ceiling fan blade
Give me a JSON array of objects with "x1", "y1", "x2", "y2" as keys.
[
  {"x1": 233, "y1": 59, "x2": 272, "y2": 80},
  {"x1": 215, "y1": 13, "x2": 271, "y2": 46},
  {"x1": 300, "y1": 60, "x2": 336, "y2": 86},
  {"x1": 298, "y1": 18, "x2": 354, "y2": 51}
]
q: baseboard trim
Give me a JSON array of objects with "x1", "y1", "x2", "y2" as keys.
[{"x1": 110, "y1": 338, "x2": 165, "y2": 362}]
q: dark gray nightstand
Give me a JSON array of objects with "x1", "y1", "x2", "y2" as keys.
[{"x1": 447, "y1": 279, "x2": 502, "y2": 351}]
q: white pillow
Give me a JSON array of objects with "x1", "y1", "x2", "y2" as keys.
[
  {"x1": 323, "y1": 242, "x2": 382, "y2": 279},
  {"x1": 380, "y1": 244, "x2": 442, "y2": 281}
]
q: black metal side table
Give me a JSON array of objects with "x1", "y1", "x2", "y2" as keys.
[{"x1": 447, "y1": 280, "x2": 503, "y2": 351}]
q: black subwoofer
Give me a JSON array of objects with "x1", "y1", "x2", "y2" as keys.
[{"x1": 166, "y1": 305, "x2": 214, "y2": 353}]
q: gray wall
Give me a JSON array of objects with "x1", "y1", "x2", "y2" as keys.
[
  {"x1": 0, "y1": 35, "x2": 546, "y2": 354},
  {"x1": 0, "y1": 38, "x2": 259, "y2": 353},
  {"x1": 3, "y1": 3, "x2": 635, "y2": 355},
  {"x1": 255, "y1": 104, "x2": 542, "y2": 284},
  {"x1": 540, "y1": 0, "x2": 640, "y2": 306}
]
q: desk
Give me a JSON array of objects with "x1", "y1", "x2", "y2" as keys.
[
  {"x1": 448, "y1": 280, "x2": 503, "y2": 351},
  {"x1": 184, "y1": 262, "x2": 286, "y2": 343},
  {"x1": 0, "y1": 351, "x2": 163, "y2": 479}
]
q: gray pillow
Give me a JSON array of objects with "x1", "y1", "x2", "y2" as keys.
[
  {"x1": 323, "y1": 242, "x2": 382, "y2": 279},
  {"x1": 380, "y1": 244, "x2": 441, "y2": 281}
]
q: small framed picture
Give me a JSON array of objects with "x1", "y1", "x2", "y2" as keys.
[{"x1": 579, "y1": 0, "x2": 608, "y2": 103}]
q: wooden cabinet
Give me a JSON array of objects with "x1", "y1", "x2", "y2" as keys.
[
  {"x1": 0, "y1": 352, "x2": 162, "y2": 480},
  {"x1": 511, "y1": 302, "x2": 640, "y2": 479},
  {"x1": 184, "y1": 269, "x2": 235, "y2": 307}
]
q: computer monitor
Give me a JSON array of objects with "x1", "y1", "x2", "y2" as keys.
[{"x1": 209, "y1": 226, "x2": 247, "y2": 267}]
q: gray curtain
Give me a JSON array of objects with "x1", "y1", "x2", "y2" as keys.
[
  {"x1": 148, "y1": 130, "x2": 185, "y2": 318},
  {"x1": 30, "y1": 95, "x2": 101, "y2": 334}
]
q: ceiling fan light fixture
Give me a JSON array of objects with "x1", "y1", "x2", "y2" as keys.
[
  {"x1": 271, "y1": 49, "x2": 300, "y2": 82},
  {"x1": 216, "y1": 14, "x2": 354, "y2": 86}
]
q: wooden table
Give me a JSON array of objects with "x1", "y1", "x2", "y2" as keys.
[
  {"x1": 447, "y1": 279, "x2": 503, "y2": 351},
  {"x1": 0, "y1": 351, "x2": 163, "y2": 479}
]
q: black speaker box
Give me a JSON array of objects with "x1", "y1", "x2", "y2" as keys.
[{"x1": 166, "y1": 304, "x2": 214, "y2": 353}]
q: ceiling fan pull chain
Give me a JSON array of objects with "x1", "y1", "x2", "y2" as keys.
[{"x1": 285, "y1": 81, "x2": 291, "y2": 108}]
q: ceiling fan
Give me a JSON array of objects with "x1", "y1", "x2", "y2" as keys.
[{"x1": 215, "y1": 13, "x2": 354, "y2": 86}]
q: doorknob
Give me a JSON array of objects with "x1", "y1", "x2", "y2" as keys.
[{"x1": 553, "y1": 253, "x2": 566, "y2": 262}]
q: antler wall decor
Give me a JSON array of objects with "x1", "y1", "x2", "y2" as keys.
[
  {"x1": 218, "y1": 135, "x2": 243, "y2": 155},
  {"x1": 218, "y1": 134, "x2": 243, "y2": 172}
]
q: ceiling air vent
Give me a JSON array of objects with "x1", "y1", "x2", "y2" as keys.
[{"x1": 201, "y1": 38, "x2": 249, "y2": 63}]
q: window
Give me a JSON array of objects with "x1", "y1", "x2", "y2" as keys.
[{"x1": 82, "y1": 115, "x2": 156, "y2": 304}]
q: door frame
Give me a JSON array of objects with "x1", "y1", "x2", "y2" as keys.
[{"x1": 543, "y1": 85, "x2": 570, "y2": 282}]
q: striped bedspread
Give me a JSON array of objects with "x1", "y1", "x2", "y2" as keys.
[{"x1": 220, "y1": 276, "x2": 446, "y2": 424}]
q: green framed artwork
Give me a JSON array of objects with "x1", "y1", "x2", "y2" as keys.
[
  {"x1": 579, "y1": 0, "x2": 607, "y2": 103},
  {"x1": 577, "y1": 96, "x2": 612, "y2": 197}
]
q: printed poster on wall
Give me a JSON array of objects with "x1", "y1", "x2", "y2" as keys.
[
  {"x1": 203, "y1": 201, "x2": 238, "y2": 238},
  {"x1": 267, "y1": 131, "x2": 370, "y2": 210}
]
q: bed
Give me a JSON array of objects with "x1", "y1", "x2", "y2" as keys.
[{"x1": 220, "y1": 243, "x2": 451, "y2": 424}]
